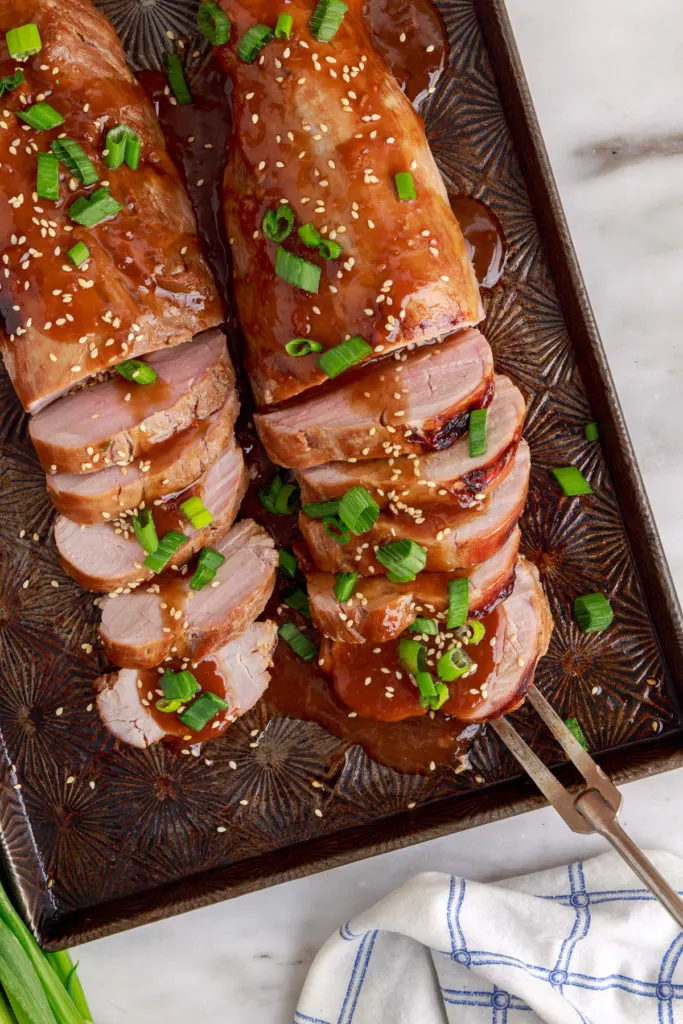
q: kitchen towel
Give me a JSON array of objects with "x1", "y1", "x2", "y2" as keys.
[{"x1": 294, "y1": 849, "x2": 683, "y2": 1023}]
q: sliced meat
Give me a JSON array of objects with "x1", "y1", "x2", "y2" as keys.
[
  {"x1": 324, "y1": 558, "x2": 552, "y2": 724},
  {"x1": 30, "y1": 329, "x2": 235, "y2": 475},
  {"x1": 300, "y1": 440, "x2": 530, "y2": 574},
  {"x1": 46, "y1": 398, "x2": 236, "y2": 525},
  {"x1": 254, "y1": 329, "x2": 493, "y2": 469},
  {"x1": 96, "y1": 620, "x2": 277, "y2": 748},
  {"x1": 55, "y1": 442, "x2": 247, "y2": 592},
  {"x1": 99, "y1": 520, "x2": 278, "y2": 668},
  {"x1": 295, "y1": 375, "x2": 525, "y2": 511},
  {"x1": 307, "y1": 528, "x2": 520, "y2": 644}
]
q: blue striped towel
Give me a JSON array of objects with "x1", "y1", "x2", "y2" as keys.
[{"x1": 294, "y1": 850, "x2": 683, "y2": 1023}]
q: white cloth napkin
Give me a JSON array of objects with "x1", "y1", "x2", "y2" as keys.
[{"x1": 295, "y1": 850, "x2": 683, "y2": 1023}]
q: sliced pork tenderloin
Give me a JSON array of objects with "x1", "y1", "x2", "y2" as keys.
[
  {"x1": 99, "y1": 520, "x2": 278, "y2": 668},
  {"x1": 254, "y1": 329, "x2": 493, "y2": 470},
  {"x1": 30, "y1": 329, "x2": 236, "y2": 475},
  {"x1": 96, "y1": 620, "x2": 277, "y2": 748}
]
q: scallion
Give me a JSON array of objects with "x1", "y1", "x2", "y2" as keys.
[
  {"x1": 275, "y1": 246, "x2": 320, "y2": 293},
  {"x1": 161, "y1": 669, "x2": 200, "y2": 702},
  {"x1": 237, "y1": 24, "x2": 274, "y2": 63},
  {"x1": 316, "y1": 335, "x2": 372, "y2": 379},
  {"x1": 0, "y1": 68, "x2": 23, "y2": 97},
  {"x1": 467, "y1": 619, "x2": 485, "y2": 645},
  {"x1": 447, "y1": 577, "x2": 469, "y2": 628},
  {"x1": 323, "y1": 517, "x2": 349, "y2": 543},
  {"x1": 67, "y1": 241, "x2": 90, "y2": 267},
  {"x1": 415, "y1": 670, "x2": 437, "y2": 700},
  {"x1": 430, "y1": 682, "x2": 449, "y2": 711},
  {"x1": 376, "y1": 539, "x2": 427, "y2": 583},
  {"x1": 298, "y1": 222, "x2": 321, "y2": 247},
  {"x1": 180, "y1": 691, "x2": 229, "y2": 731},
  {"x1": 437, "y1": 647, "x2": 473, "y2": 682},
  {"x1": 302, "y1": 499, "x2": 340, "y2": 519},
  {"x1": 18, "y1": 101, "x2": 63, "y2": 130},
  {"x1": 69, "y1": 186, "x2": 123, "y2": 227},
  {"x1": 398, "y1": 636, "x2": 426, "y2": 675},
  {"x1": 564, "y1": 716, "x2": 589, "y2": 750},
  {"x1": 573, "y1": 592, "x2": 613, "y2": 633},
  {"x1": 394, "y1": 171, "x2": 416, "y2": 201},
  {"x1": 334, "y1": 571, "x2": 357, "y2": 602},
  {"x1": 284, "y1": 587, "x2": 311, "y2": 618},
  {"x1": 584, "y1": 421, "x2": 599, "y2": 442},
  {"x1": 104, "y1": 124, "x2": 141, "y2": 170},
  {"x1": 286, "y1": 337, "x2": 323, "y2": 356},
  {"x1": 310, "y1": 0, "x2": 348, "y2": 41},
  {"x1": 263, "y1": 203, "x2": 294, "y2": 242},
  {"x1": 133, "y1": 508, "x2": 158, "y2": 554},
  {"x1": 278, "y1": 621, "x2": 318, "y2": 661},
  {"x1": 190, "y1": 546, "x2": 225, "y2": 590},
  {"x1": 275, "y1": 12, "x2": 293, "y2": 38},
  {"x1": 197, "y1": 1, "x2": 232, "y2": 45},
  {"x1": 551, "y1": 465, "x2": 593, "y2": 496},
  {"x1": 338, "y1": 485, "x2": 379, "y2": 535},
  {"x1": 164, "y1": 52, "x2": 192, "y2": 104},
  {"x1": 469, "y1": 408, "x2": 488, "y2": 458},
  {"x1": 114, "y1": 358, "x2": 157, "y2": 385},
  {"x1": 156, "y1": 697, "x2": 183, "y2": 714},
  {"x1": 143, "y1": 529, "x2": 186, "y2": 573},
  {"x1": 6, "y1": 23, "x2": 42, "y2": 60},
  {"x1": 318, "y1": 238, "x2": 342, "y2": 260},
  {"x1": 259, "y1": 475, "x2": 298, "y2": 515},
  {"x1": 50, "y1": 137, "x2": 98, "y2": 185},
  {"x1": 408, "y1": 617, "x2": 438, "y2": 635},
  {"x1": 278, "y1": 547, "x2": 298, "y2": 577},
  {"x1": 180, "y1": 495, "x2": 214, "y2": 530},
  {"x1": 36, "y1": 152, "x2": 59, "y2": 201}
]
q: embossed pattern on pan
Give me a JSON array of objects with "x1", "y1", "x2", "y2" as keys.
[{"x1": 0, "y1": 0, "x2": 681, "y2": 946}]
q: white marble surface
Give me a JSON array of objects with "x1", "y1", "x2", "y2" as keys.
[{"x1": 75, "y1": 2, "x2": 683, "y2": 1020}]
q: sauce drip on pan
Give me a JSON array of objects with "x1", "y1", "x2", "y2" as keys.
[
  {"x1": 449, "y1": 196, "x2": 508, "y2": 289},
  {"x1": 364, "y1": 0, "x2": 449, "y2": 111}
]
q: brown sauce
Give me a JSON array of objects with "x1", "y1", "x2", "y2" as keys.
[
  {"x1": 450, "y1": 195, "x2": 508, "y2": 289},
  {"x1": 144, "y1": 656, "x2": 234, "y2": 743},
  {"x1": 110, "y1": 373, "x2": 174, "y2": 424},
  {"x1": 363, "y1": 0, "x2": 449, "y2": 111}
]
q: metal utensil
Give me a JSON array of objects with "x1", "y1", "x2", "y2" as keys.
[{"x1": 491, "y1": 685, "x2": 683, "y2": 928}]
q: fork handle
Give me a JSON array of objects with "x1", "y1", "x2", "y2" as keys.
[{"x1": 575, "y1": 789, "x2": 683, "y2": 929}]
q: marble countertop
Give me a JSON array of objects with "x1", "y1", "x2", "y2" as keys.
[{"x1": 75, "y1": 1, "x2": 683, "y2": 1019}]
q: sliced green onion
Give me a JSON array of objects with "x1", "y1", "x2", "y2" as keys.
[
  {"x1": 180, "y1": 495, "x2": 214, "y2": 530},
  {"x1": 323, "y1": 516, "x2": 349, "y2": 543},
  {"x1": 317, "y1": 335, "x2": 373, "y2": 379},
  {"x1": 156, "y1": 697, "x2": 183, "y2": 713},
  {"x1": 564, "y1": 716, "x2": 589, "y2": 750},
  {"x1": 114, "y1": 358, "x2": 157, "y2": 385},
  {"x1": 237, "y1": 24, "x2": 274, "y2": 63},
  {"x1": 573, "y1": 592, "x2": 613, "y2": 633},
  {"x1": 310, "y1": 0, "x2": 348, "y2": 42},
  {"x1": 275, "y1": 12, "x2": 293, "y2": 38},
  {"x1": 584, "y1": 421, "x2": 599, "y2": 442},
  {"x1": 50, "y1": 138, "x2": 98, "y2": 185},
  {"x1": 164, "y1": 53, "x2": 192, "y2": 104},
  {"x1": 189, "y1": 567, "x2": 215, "y2": 591},
  {"x1": 394, "y1": 171, "x2": 416, "y2": 201},
  {"x1": 69, "y1": 187, "x2": 123, "y2": 227},
  {"x1": 302, "y1": 499, "x2": 340, "y2": 519},
  {"x1": 338, "y1": 485, "x2": 379, "y2": 535},
  {"x1": 263, "y1": 203, "x2": 294, "y2": 242},
  {"x1": 6, "y1": 24, "x2": 42, "y2": 61},
  {"x1": 430, "y1": 682, "x2": 449, "y2": 711},
  {"x1": 318, "y1": 238, "x2": 342, "y2": 260},
  {"x1": 376, "y1": 539, "x2": 427, "y2": 583},
  {"x1": 408, "y1": 617, "x2": 438, "y2": 635},
  {"x1": 161, "y1": 669, "x2": 200, "y2": 702},
  {"x1": 104, "y1": 124, "x2": 141, "y2": 170},
  {"x1": 551, "y1": 465, "x2": 593, "y2": 496},
  {"x1": 275, "y1": 246, "x2": 320, "y2": 293},
  {"x1": 197, "y1": 1, "x2": 231, "y2": 44},
  {"x1": 190, "y1": 546, "x2": 225, "y2": 590},
  {"x1": 133, "y1": 508, "x2": 158, "y2": 554},
  {"x1": 36, "y1": 152, "x2": 59, "y2": 201},
  {"x1": 278, "y1": 547, "x2": 298, "y2": 577},
  {"x1": 143, "y1": 530, "x2": 186, "y2": 573},
  {"x1": 298, "y1": 222, "x2": 321, "y2": 247},
  {"x1": 67, "y1": 241, "x2": 90, "y2": 267},
  {"x1": 469, "y1": 408, "x2": 488, "y2": 458},
  {"x1": 286, "y1": 337, "x2": 323, "y2": 356},
  {"x1": 180, "y1": 691, "x2": 229, "y2": 731},
  {"x1": 284, "y1": 587, "x2": 311, "y2": 618},
  {"x1": 0, "y1": 68, "x2": 23, "y2": 97},
  {"x1": 258, "y1": 474, "x2": 282, "y2": 513},
  {"x1": 18, "y1": 101, "x2": 63, "y2": 130},
  {"x1": 398, "y1": 637, "x2": 426, "y2": 675},
  {"x1": 466, "y1": 619, "x2": 485, "y2": 645},
  {"x1": 278, "y1": 621, "x2": 318, "y2": 661},
  {"x1": 415, "y1": 670, "x2": 436, "y2": 700},
  {"x1": 259, "y1": 475, "x2": 298, "y2": 515},
  {"x1": 334, "y1": 571, "x2": 357, "y2": 602},
  {"x1": 437, "y1": 647, "x2": 473, "y2": 682},
  {"x1": 447, "y1": 577, "x2": 469, "y2": 628}
]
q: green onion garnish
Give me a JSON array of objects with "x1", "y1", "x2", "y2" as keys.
[
  {"x1": 69, "y1": 187, "x2": 123, "y2": 227},
  {"x1": 564, "y1": 716, "x2": 589, "y2": 750},
  {"x1": 437, "y1": 647, "x2": 473, "y2": 682},
  {"x1": 584, "y1": 421, "x2": 599, "y2": 442},
  {"x1": 302, "y1": 499, "x2": 340, "y2": 519},
  {"x1": 447, "y1": 577, "x2": 469, "y2": 629},
  {"x1": 376, "y1": 539, "x2": 427, "y2": 583},
  {"x1": 550, "y1": 465, "x2": 593, "y2": 497},
  {"x1": 394, "y1": 171, "x2": 416, "y2": 201},
  {"x1": 286, "y1": 337, "x2": 323, "y2": 356},
  {"x1": 50, "y1": 138, "x2": 98, "y2": 185},
  {"x1": 180, "y1": 495, "x2": 214, "y2": 530},
  {"x1": 275, "y1": 12, "x2": 293, "y2": 39},
  {"x1": 67, "y1": 241, "x2": 90, "y2": 267},
  {"x1": 156, "y1": 697, "x2": 183, "y2": 714},
  {"x1": 259, "y1": 475, "x2": 299, "y2": 515},
  {"x1": 275, "y1": 246, "x2": 320, "y2": 293},
  {"x1": 164, "y1": 53, "x2": 192, "y2": 104},
  {"x1": 398, "y1": 637, "x2": 426, "y2": 675},
  {"x1": 323, "y1": 517, "x2": 349, "y2": 543},
  {"x1": 161, "y1": 669, "x2": 200, "y2": 702},
  {"x1": 430, "y1": 683, "x2": 449, "y2": 711},
  {"x1": 36, "y1": 152, "x2": 59, "y2": 201},
  {"x1": 318, "y1": 238, "x2": 342, "y2": 260},
  {"x1": 284, "y1": 587, "x2": 311, "y2": 618},
  {"x1": 338, "y1": 486, "x2": 379, "y2": 535},
  {"x1": 310, "y1": 0, "x2": 348, "y2": 41},
  {"x1": 104, "y1": 124, "x2": 141, "y2": 171},
  {"x1": 415, "y1": 671, "x2": 437, "y2": 702},
  {"x1": 197, "y1": 1, "x2": 232, "y2": 44},
  {"x1": 469, "y1": 408, "x2": 488, "y2": 458},
  {"x1": 6, "y1": 23, "x2": 42, "y2": 60},
  {"x1": 334, "y1": 571, "x2": 357, "y2": 602},
  {"x1": 298, "y1": 222, "x2": 321, "y2": 247},
  {"x1": 179, "y1": 691, "x2": 229, "y2": 731},
  {"x1": 316, "y1": 335, "x2": 373, "y2": 379},
  {"x1": 278, "y1": 547, "x2": 298, "y2": 577},
  {"x1": 467, "y1": 619, "x2": 485, "y2": 645},
  {"x1": 263, "y1": 203, "x2": 294, "y2": 242},
  {"x1": 573, "y1": 592, "x2": 613, "y2": 633},
  {"x1": 237, "y1": 24, "x2": 274, "y2": 63},
  {"x1": 114, "y1": 358, "x2": 157, "y2": 385},
  {"x1": 0, "y1": 68, "x2": 23, "y2": 97},
  {"x1": 278, "y1": 621, "x2": 318, "y2": 661},
  {"x1": 408, "y1": 617, "x2": 438, "y2": 635},
  {"x1": 143, "y1": 530, "x2": 186, "y2": 573},
  {"x1": 132, "y1": 508, "x2": 158, "y2": 554},
  {"x1": 18, "y1": 102, "x2": 63, "y2": 131},
  {"x1": 190, "y1": 546, "x2": 225, "y2": 590}
]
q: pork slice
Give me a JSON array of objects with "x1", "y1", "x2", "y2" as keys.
[
  {"x1": 46, "y1": 398, "x2": 237, "y2": 524},
  {"x1": 254, "y1": 329, "x2": 493, "y2": 469},
  {"x1": 300, "y1": 440, "x2": 530, "y2": 574},
  {"x1": 30, "y1": 329, "x2": 236, "y2": 474},
  {"x1": 296, "y1": 375, "x2": 524, "y2": 510},
  {"x1": 55, "y1": 441, "x2": 247, "y2": 592},
  {"x1": 96, "y1": 620, "x2": 277, "y2": 748},
  {"x1": 99, "y1": 520, "x2": 278, "y2": 668},
  {"x1": 307, "y1": 528, "x2": 520, "y2": 644}
]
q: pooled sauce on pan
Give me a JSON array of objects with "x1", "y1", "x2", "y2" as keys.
[
  {"x1": 364, "y1": 0, "x2": 449, "y2": 110},
  {"x1": 449, "y1": 195, "x2": 508, "y2": 289}
]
